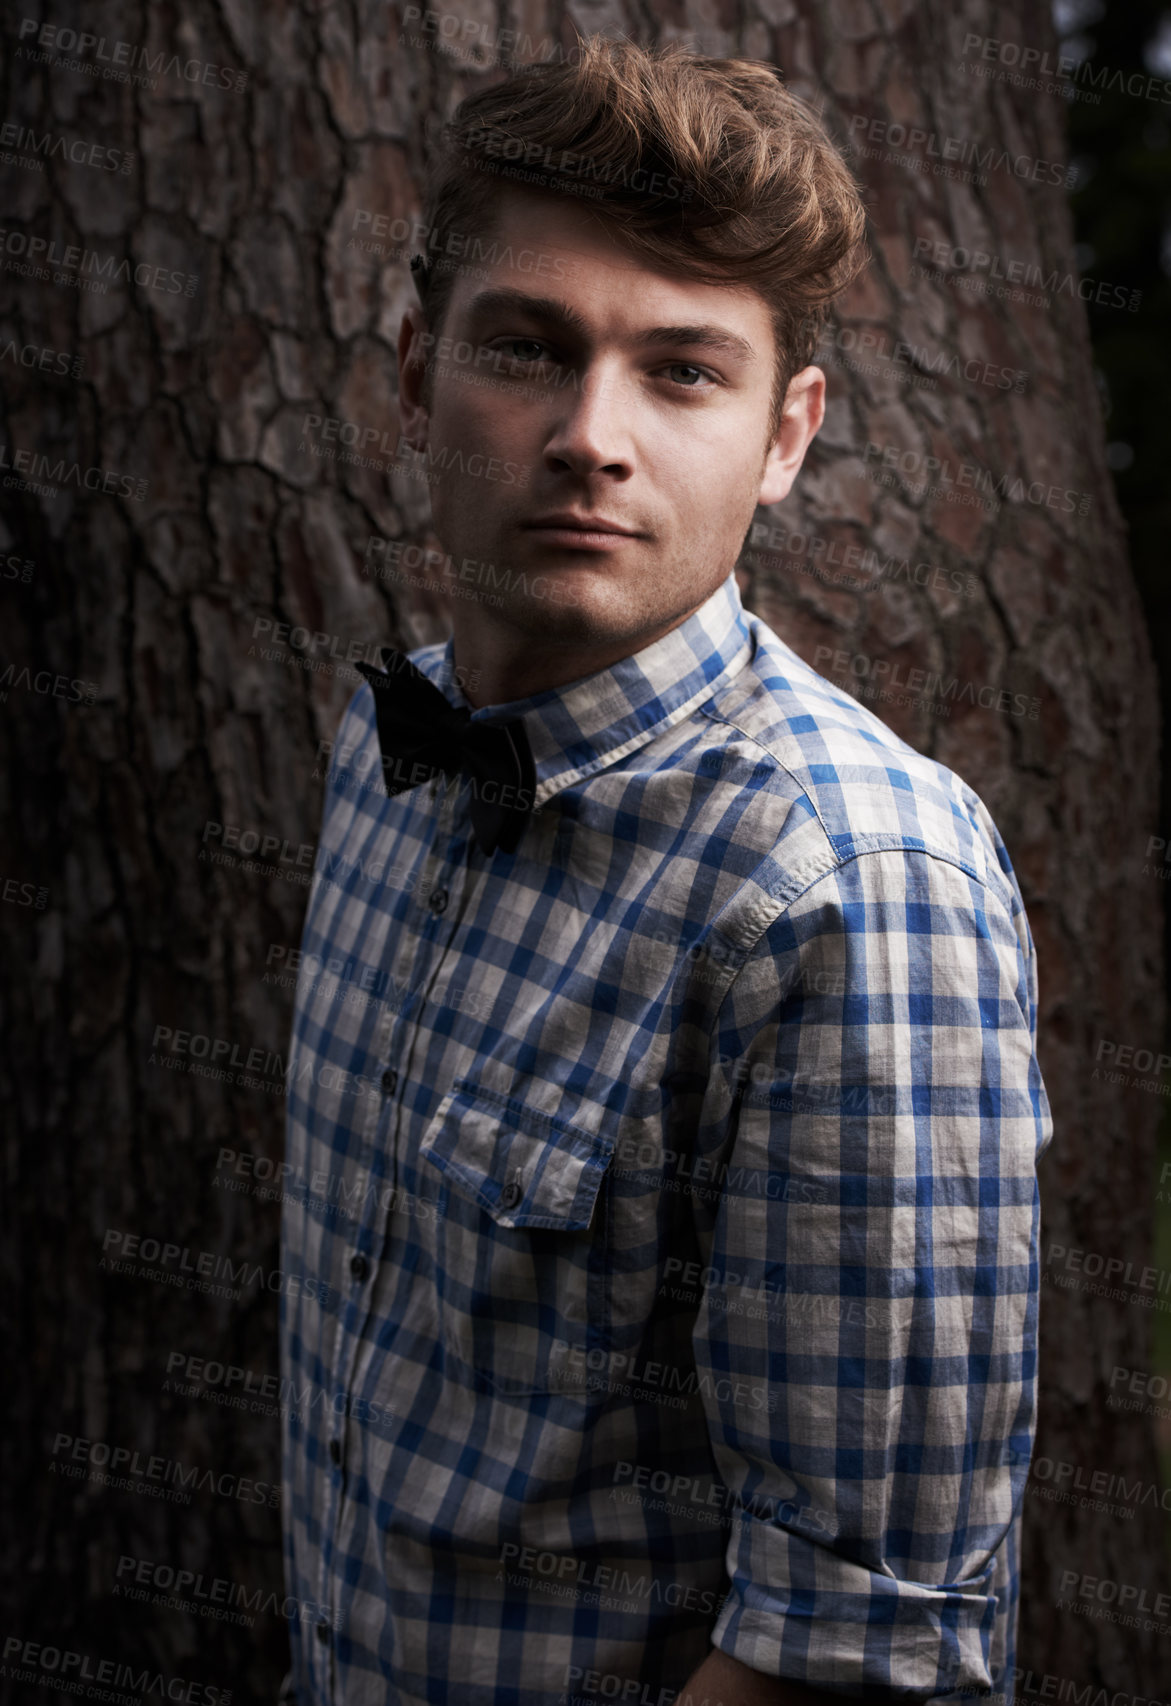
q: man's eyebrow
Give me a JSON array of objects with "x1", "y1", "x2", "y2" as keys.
[
  {"x1": 641, "y1": 323, "x2": 757, "y2": 363},
  {"x1": 460, "y1": 288, "x2": 758, "y2": 363},
  {"x1": 462, "y1": 289, "x2": 592, "y2": 336}
]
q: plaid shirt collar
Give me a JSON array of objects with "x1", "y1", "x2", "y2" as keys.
[{"x1": 414, "y1": 570, "x2": 756, "y2": 805}]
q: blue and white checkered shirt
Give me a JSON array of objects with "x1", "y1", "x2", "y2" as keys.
[{"x1": 279, "y1": 569, "x2": 1052, "y2": 1705}]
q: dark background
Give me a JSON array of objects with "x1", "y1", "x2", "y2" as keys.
[{"x1": 1060, "y1": 0, "x2": 1171, "y2": 1495}]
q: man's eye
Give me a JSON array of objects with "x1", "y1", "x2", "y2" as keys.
[
  {"x1": 494, "y1": 338, "x2": 551, "y2": 364},
  {"x1": 663, "y1": 363, "x2": 714, "y2": 388}
]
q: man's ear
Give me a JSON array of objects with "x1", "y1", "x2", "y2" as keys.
[
  {"x1": 756, "y1": 366, "x2": 827, "y2": 507},
  {"x1": 397, "y1": 304, "x2": 432, "y2": 449}
]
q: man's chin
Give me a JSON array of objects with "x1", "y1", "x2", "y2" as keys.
[
  {"x1": 490, "y1": 584, "x2": 607, "y2": 634},
  {"x1": 441, "y1": 554, "x2": 659, "y2": 648}
]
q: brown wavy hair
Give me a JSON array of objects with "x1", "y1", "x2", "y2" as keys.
[{"x1": 414, "y1": 34, "x2": 870, "y2": 438}]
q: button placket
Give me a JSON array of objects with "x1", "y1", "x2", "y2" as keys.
[
  {"x1": 416, "y1": 776, "x2": 459, "y2": 906},
  {"x1": 320, "y1": 993, "x2": 399, "y2": 1643}
]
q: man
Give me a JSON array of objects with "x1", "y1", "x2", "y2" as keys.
[{"x1": 279, "y1": 34, "x2": 1052, "y2": 1706}]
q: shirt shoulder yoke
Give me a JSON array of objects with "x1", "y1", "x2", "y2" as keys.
[{"x1": 701, "y1": 619, "x2": 1019, "y2": 909}]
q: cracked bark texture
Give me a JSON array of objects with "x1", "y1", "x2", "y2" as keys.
[{"x1": 0, "y1": 0, "x2": 1163, "y2": 1698}]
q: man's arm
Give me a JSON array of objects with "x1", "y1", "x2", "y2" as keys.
[
  {"x1": 683, "y1": 845, "x2": 1052, "y2": 1698},
  {"x1": 678, "y1": 1646, "x2": 853, "y2": 1705}
]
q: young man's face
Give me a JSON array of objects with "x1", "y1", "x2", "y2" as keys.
[{"x1": 397, "y1": 186, "x2": 824, "y2": 701}]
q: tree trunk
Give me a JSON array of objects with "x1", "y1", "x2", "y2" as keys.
[{"x1": 1, "y1": 0, "x2": 1161, "y2": 1699}]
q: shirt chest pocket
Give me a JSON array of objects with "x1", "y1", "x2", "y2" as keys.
[{"x1": 417, "y1": 1079, "x2": 615, "y2": 1397}]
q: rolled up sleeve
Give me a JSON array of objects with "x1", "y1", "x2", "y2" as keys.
[{"x1": 694, "y1": 846, "x2": 1052, "y2": 1697}]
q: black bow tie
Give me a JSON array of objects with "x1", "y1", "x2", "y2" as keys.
[{"x1": 354, "y1": 648, "x2": 537, "y2": 857}]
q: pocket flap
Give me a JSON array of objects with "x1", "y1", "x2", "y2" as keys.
[{"x1": 419, "y1": 1079, "x2": 614, "y2": 1231}]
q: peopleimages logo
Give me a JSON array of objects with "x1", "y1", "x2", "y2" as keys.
[
  {"x1": 15, "y1": 16, "x2": 248, "y2": 92},
  {"x1": 49, "y1": 1431, "x2": 281, "y2": 1510},
  {"x1": 463, "y1": 124, "x2": 695, "y2": 201},
  {"x1": 1010, "y1": 1672, "x2": 1168, "y2": 1706},
  {"x1": 1, "y1": 1637, "x2": 231, "y2": 1703},
  {"x1": 0, "y1": 227, "x2": 199, "y2": 296},
  {"x1": 911, "y1": 236, "x2": 1142, "y2": 312},
  {"x1": 959, "y1": 31, "x2": 1171, "y2": 108},
  {"x1": 115, "y1": 1552, "x2": 340, "y2": 1633},
  {"x1": 1058, "y1": 1568, "x2": 1171, "y2": 1619},
  {"x1": 349, "y1": 208, "x2": 572, "y2": 277},
  {"x1": 0, "y1": 121, "x2": 134, "y2": 173},
  {"x1": 100, "y1": 1227, "x2": 335, "y2": 1306},
  {"x1": 847, "y1": 113, "x2": 1075, "y2": 186},
  {"x1": 862, "y1": 440, "x2": 1091, "y2": 515},
  {"x1": 0, "y1": 444, "x2": 146, "y2": 502},
  {"x1": 812, "y1": 645, "x2": 1040, "y2": 721},
  {"x1": 0, "y1": 664, "x2": 99, "y2": 705},
  {"x1": 1029, "y1": 1453, "x2": 1171, "y2": 1514},
  {"x1": 562, "y1": 1668, "x2": 680, "y2": 1706},
  {"x1": 397, "y1": 5, "x2": 563, "y2": 66},
  {"x1": 499, "y1": 1545, "x2": 727, "y2": 1617},
  {"x1": 0, "y1": 335, "x2": 84, "y2": 378}
]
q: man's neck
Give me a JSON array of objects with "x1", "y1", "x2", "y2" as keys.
[{"x1": 450, "y1": 597, "x2": 714, "y2": 710}]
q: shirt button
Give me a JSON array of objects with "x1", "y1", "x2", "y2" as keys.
[
  {"x1": 350, "y1": 1252, "x2": 368, "y2": 1280},
  {"x1": 381, "y1": 1067, "x2": 397, "y2": 1095},
  {"x1": 329, "y1": 1438, "x2": 342, "y2": 1465},
  {"x1": 429, "y1": 888, "x2": 448, "y2": 914},
  {"x1": 500, "y1": 1178, "x2": 523, "y2": 1209},
  {"x1": 315, "y1": 1619, "x2": 331, "y2": 1645}
]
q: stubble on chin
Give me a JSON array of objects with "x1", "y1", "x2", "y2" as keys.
[{"x1": 493, "y1": 583, "x2": 616, "y2": 642}]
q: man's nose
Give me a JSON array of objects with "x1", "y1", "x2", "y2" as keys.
[{"x1": 540, "y1": 362, "x2": 637, "y2": 478}]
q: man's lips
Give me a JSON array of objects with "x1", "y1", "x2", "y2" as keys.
[
  {"x1": 520, "y1": 513, "x2": 644, "y2": 548},
  {"x1": 522, "y1": 513, "x2": 640, "y2": 534}
]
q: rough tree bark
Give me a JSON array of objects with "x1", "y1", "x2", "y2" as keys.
[{"x1": 1, "y1": 0, "x2": 1162, "y2": 1700}]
